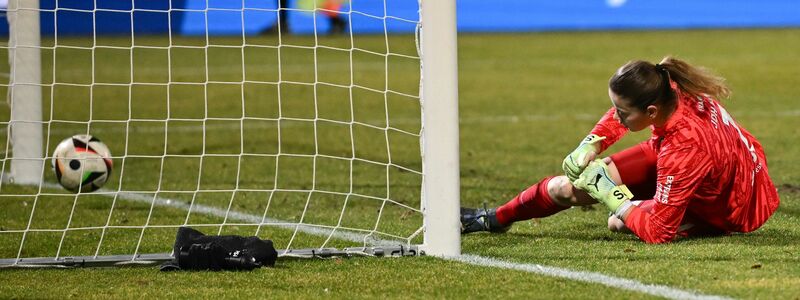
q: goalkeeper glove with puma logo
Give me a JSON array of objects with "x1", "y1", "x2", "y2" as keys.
[{"x1": 573, "y1": 159, "x2": 634, "y2": 218}]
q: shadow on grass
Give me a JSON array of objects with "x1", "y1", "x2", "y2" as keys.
[
  {"x1": 503, "y1": 223, "x2": 799, "y2": 247},
  {"x1": 674, "y1": 227, "x2": 800, "y2": 246},
  {"x1": 462, "y1": 217, "x2": 798, "y2": 261}
]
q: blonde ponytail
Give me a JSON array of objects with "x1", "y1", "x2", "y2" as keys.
[{"x1": 658, "y1": 56, "x2": 731, "y2": 100}]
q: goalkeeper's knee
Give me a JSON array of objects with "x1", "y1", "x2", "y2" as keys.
[
  {"x1": 549, "y1": 176, "x2": 601, "y2": 206},
  {"x1": 547, "y1": 176, "x2": 575, "y2": 206},
  {"x1": 607, "y1": 215, "x2": 630, "y2": 233}
]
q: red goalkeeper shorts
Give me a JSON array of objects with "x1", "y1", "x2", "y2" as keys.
[{"x1": 609, "y1": 141, "x2": 728, "y2": 237}]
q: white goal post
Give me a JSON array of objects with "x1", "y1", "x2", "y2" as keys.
[
  {"x1": 6, "y1": 0, "x2": 43, "y2": 186},
  {"x1": 0, "y1": 0, "x2": 459, "y2": 267},
  {"x1": 419, "y1": 0, "x2": 460, "y2": 256}
]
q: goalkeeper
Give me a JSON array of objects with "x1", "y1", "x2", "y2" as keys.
[{"x1": 461, "y1": 57, "x2": 780, "y2": 243}]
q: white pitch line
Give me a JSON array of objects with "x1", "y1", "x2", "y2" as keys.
[
  {"x1": 42, "y1": 114, "x2": 592, "y2": 135},
  {"x1": 107, "y1": 187, "x2": 731, "y2": 299},
  {"x1": 32, "y1": 180, "x2": 403, "y2": 248},
  {"x1": 448, "y1": 255, "x2": 733, "y2": 300},
  {"x1": 0, "y1": 174, "x2": 403, "y2": 248},
  {"x1": 3, "y1": 175, "x2": 731, "y2": 299},
  {"x1": 112, "y1": 189, "x2": 403, "y2": 248}
]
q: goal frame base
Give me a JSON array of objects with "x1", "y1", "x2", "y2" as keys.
[{"x1": 0, "y1": 245, "x2": 422, "y2": 268}]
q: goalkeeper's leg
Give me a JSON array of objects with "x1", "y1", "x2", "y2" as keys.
[
  {"x1": 461, "y1": 174, "x2": 604, "y2": 234},
  {"x1": 461, "y1": 172, "x2": 618, "y2": 234},
  {"x1": 491, "y1": 151, "x2": 641, "y2": 227},
  {"x1": 462, "y1": 142, "x2": 656, "y2": 234},
  {"x1": 461, "y1": 176, "x2": 572, "y2": 234}
]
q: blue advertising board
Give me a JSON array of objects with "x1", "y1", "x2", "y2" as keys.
[{"x1": 0, "y1": 0, "x2": 798, "y2": 36}]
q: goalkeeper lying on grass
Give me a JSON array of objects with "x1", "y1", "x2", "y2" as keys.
[{"x1": 461, "y1": 56, "x2": 780, "y2": 243}]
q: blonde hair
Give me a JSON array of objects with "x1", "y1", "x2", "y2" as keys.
[{"x1": 658, "y1": 56, "x2": 731, "y2": 100}]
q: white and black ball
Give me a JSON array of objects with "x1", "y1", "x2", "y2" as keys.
[{"x1": 51, "y1": 135, "x2": 113, "y2": 193}]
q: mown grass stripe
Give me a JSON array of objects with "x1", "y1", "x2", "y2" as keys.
[{"x1": 43, "y1": 109, "x2": 800, "y2": 136}]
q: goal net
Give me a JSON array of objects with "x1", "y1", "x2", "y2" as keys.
[{"x1": 0, "y1": 0, "x2": 459, "y2": 267}]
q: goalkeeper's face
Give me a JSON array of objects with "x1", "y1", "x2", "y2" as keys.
[{"x1": 608, "y1": 88, "x2": 652, "y2": 132}]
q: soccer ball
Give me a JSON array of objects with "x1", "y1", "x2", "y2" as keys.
[{"x1": 51, "y1": 135, "x2": 113, "y2": 193}]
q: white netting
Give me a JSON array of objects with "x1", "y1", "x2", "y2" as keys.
[{"x1": 0, "y1": 0, "x2": 425, "y2": 262}]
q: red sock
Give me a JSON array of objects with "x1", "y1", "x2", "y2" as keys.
[{"x1": 495, "y1": 176, "x2": 570, "y2": 226}]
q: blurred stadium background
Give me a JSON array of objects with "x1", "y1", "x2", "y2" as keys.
[
  {"x1": 0, "y1": 0, "x2": 799, "y2": 35},
  {"x1": 0, "y1": 0, "x2": 798, "y2": 299}
]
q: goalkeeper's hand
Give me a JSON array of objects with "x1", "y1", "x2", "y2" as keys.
[
  {"x1": 572, "y1": 159, "x2": 634, "y2": 216},
  {"x1": 562, "y1": 134, "x2": 606, "y2": 181}
]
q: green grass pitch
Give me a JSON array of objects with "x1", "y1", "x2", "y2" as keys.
[{"x1": 1, "y1": 28, "x2": 799, "y2": 299}]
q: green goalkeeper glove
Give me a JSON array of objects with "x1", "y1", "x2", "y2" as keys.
[
  {"x1": 573, "y1": 159, "x2": 634, "y2": 216},
  {"x1": 562, "y1": 134, "x2": 606, "y2": 181}
]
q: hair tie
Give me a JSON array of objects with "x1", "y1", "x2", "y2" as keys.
[{"x1": 655, "y1": 63, "x2": 667, "y2": 73}]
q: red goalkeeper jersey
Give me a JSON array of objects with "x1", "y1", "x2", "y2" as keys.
[{"x1": 590, "y1": 93, "x2": 780, "y2": 243}]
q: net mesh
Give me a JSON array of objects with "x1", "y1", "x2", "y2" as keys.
[{"x1": 0, "y1": 0, "x2": 425, "y2": 262}]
